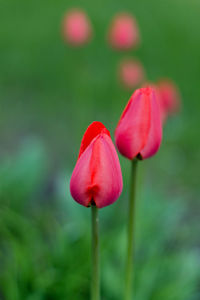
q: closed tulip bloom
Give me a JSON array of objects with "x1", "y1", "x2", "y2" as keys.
[
  {"x1": 108, "y1": 13, "x2": 140, "y2": 50},
  {"x1": 115, "y1": 86, "x2": 162, "y2": 160},
  {"x1": 70, "y1": 122, "x2": 123, "y2": 208},
  {"x1": 157, "y1": 79, "x2": 181, "y2": 123},
  {"x1": 62, "y1": 9, "x2": 92, "y2": 46},
  {"x1": 119, "y1": 58, "x2": 145, "y2": 89}
]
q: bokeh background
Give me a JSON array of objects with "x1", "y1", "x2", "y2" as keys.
[{"x1": 0, "y1": 0, "x2": 200, "y2": 299}]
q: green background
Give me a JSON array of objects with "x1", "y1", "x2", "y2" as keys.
[{"x1": 0, "y1": 0, "x2": 200, "y2": 299}]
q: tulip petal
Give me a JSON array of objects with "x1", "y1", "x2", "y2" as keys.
[
  {"x1": 70, "y1": 133, "x2": 123, "y2": 208},
  {"x1": 78, "y1": 121, "x2": 110, "y2": 159},
  {"x1": 115, "y1": 89, "x2": 151, "y2": 159},
  {"x1": 140, "y1": 88, "x2": 162, "y2": 159},
  {"x1": 70, "y1": 138, "x2": 94, "y2": 207},
  {"x1": 90, "y1": 134, "x2": 123, "y2": 208}
]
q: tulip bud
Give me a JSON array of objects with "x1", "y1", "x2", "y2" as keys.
[
  {"x1": 70, "y1": 122, "x2": 123, "y2": 208},
  {"x1": 119, "y1": 58, "x2": 145, "y2": 89},
  {"x1": 115, "y1": 86, "x2": 162, "y2": 160},
  {"x1": 156, "y1": 79, "x2": 181, "y2": 123},
  {"x1": 62, "y1": 9, "x2": 92, "y2": 46},
  {"x1": 108, "y1": 13, "x2": 140, "y2": 50}
]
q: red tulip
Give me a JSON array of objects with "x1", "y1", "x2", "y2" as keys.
[
  {"x1": 119, "y1": 58, "x2": 145, "y2": 89},
  {"x1": 157, "y1": 79, "x2": 181, "y2": 123},
  {"x1": 108, "y1": 13, "x2": 140, "y2": 50},
  {"x1": 62, "y1": 9, "x2": 92, "y2": 46},
  {"x1": 70, "y1": 122, "x2": 123, "y2": 208},
  {"x1": 115, "y1": 86, "x2": 162, "y2": 160}
]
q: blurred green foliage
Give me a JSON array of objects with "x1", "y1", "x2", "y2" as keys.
[
  {"x1": 0, "y1": 0, "x2": 200, "y2": 299},
  {"x1": 0, "y1": 142, "x2": 199, "y2": 300}
]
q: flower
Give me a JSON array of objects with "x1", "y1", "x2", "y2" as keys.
[
  {"x1": 70, "y1": 122, "x2": 123, "y2": 208},
  {"x1": 62, "y1": 9, "x2": 92, "y2": 46},
  {"x1": 118, "y1": 58, "x2": 145, "y2": 89},
  {"x1": 108, "y1": 13, "x2": 140, "y2": 50},
  {"x1": 156, "y1": 79, "x2": 181, "y2": 123},
  {"x1": 115, "y1": 86, "x2": 162, "y2": 160}
]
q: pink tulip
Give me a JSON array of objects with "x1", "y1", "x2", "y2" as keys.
[
  {"x1": 115, "y1": 86, "x2": 162, "y2": 160},
  {"x1": 62, "y1": 9, "x2": 92, "y2": 46},
  {"x1": 108, "y1": 13, "x2": 140, "y2": 50},
  {"x1": 70, "y1": 122, "x2": 123, "y2": 208},
  {"x1": 157, "y1": 79, "x2": 181, "y2": 123},
  {"x1": 119, "y1": 58, "x2": 145, "y2": 89}
]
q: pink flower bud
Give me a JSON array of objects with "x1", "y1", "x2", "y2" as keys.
[
  {"x1": 62, "y1": 9, "x2": 92, "y2": 46},
  {"x1": 119, "y1": 58, "x2": 145, "y2": 89},
  {"x1": 108, "y1": 13, "x2": 140, "y2": 50},
  {"x1": 115, "y1": 87, "x2": 162, "y2": 160},
  {"x1": 70, "y1": 122, "x2": 123, "y2": 208},
  {"x1": 157, "y1": 79, "x2": 181, "y2": 123}
]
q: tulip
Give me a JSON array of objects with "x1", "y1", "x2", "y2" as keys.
[
  {"x1": 70, "y1": 121, "x2": 123, "y2": 300},
  {"x1": 108, "y1": 13, "x2": 140, "y2": 50},
  {"x1": 119, "y1": 58, "x2": 145, "y2": 89},
  {"x1": 115, "y1": 86, "x2": 162, "y2": 160},
  {"x1": 62, "y1": 9, "x2": 92, "y2": 46},
  {"x1": 70, "y1": 121, "x2": 123, "y2": 208},
  {"x1": 157, "y1": 79, "x2": 181, "y2": 123},
  {"x1": 115, "y1": 87, "x2": 162, "y2": 300}
]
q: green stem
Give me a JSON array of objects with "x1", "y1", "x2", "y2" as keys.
[
  {"x1": 124, "y1": 159, "x2": 138, "y2": 300},
  {"x1": 91, "y1": 205, "x2": 100, "y2": 300}
]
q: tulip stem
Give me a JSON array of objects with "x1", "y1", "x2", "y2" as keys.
[
  {"x1": 125, "y1": 159, "x2": 138, "y2": 300},
  {"x1": 91, "y1": 205, "x2": 100, "y2": 300}
]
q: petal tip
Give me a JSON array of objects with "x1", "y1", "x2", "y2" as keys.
[{"x1": 78, "y1": 121, "x2": 110, "y2": 159}]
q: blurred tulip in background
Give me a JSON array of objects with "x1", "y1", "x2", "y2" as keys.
[
  {"x1": 118, "y1": 58, "x2": 145, "y2": 89},
  {"x1": 108, "y1": 13, "x2": 140, "y2": 50},
  {"x1": 62, "y1": 8, "x2": 92, "y2": 46},
  {"x1": 156, "y1": 79, "x2": 181, "y2": 123}
]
